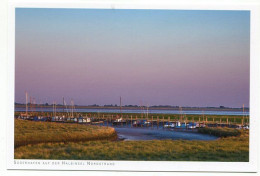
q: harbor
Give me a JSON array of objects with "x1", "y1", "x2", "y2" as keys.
[
  {"x1": 15, "y1": 99, "x2": 250, "y2": 131},
  {"x1": 15, "y1": 109, "x2": 249, "y2": 138}
]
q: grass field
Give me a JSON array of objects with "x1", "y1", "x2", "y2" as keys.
[
  {"x1": 15, "y1": 119, "x2": 117, "y2": 148},
  {"x1": 15, "y1": 133, "x2": 248, "y2": 161},
  {"x1": 14, "y1": 119, "x2": 249, "y2": 161}
]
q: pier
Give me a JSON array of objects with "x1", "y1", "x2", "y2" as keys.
[{"x1": 15, "y1": 112, "x2": 250, "y2": 130}]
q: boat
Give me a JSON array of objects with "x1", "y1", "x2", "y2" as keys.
[
  {"x1": 197, "y1": 123, "x2": 206, "y2": 128},
  {"x1": 78, "y1": 116, "x2": 91, "y2": 123},
  {"x1": 164, "y1": 122, "x2": 175, "y2": 128},
  {"x1": 112, "y1": 117, "x2": 126, "y2": 125},
  {"x1": 114, "y1": 117, "x2": 123, "y2": 123},
  {"x1": 243, "y1": 125, "x2": 249, "y2": 130},
  {"x1": 175, "y1": 122, "x2": 186, "y2": 128},
  {"x1": 133, "y1": 120, "x2": 150, "y2": 127},
  {"x1": 174, "y1": 121, "x2": 181, "y2": 128},
  {"x1": 78, "y1": 116, "x2": 86, "y2": 123},
  {"x1": 187, "y1": 122, "x2": 197, "y2": 129}
]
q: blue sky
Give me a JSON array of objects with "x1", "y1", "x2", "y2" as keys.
[{"x1": 15, "y1": 8, "x2": 250, "y2": 107}]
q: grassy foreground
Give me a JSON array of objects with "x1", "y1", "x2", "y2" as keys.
[
  {"x1": 15, "y1": 119, "x2": 117, "y2": 148},
  {"x1": 14, "y1": 119, "x2": 249, "y2": 161},
  {"x1": 15, "y1": 134, "x2": 248, "y2": 161}
]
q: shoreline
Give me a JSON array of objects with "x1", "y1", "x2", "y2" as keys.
[{"x1": 15, "y1": 104, "x2": 249, "y2": 112}]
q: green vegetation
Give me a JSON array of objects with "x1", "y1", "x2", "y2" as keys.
[
  {"x1": 198, "y1": 127, "x2": 242, "y2": 137},
  {"x1": 14, "y1": 118, "x2": 249, "y2": 161},
  {"x1": 15, "y1": 134, "x2": 249, "y2": 161},
  {"x1": 15, "y1": 119, "x2": 117, "y2": 148}
]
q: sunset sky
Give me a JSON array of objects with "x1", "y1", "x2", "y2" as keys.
[{"x1": 15, "y1": 8, "x2": 250, "y2": 107}]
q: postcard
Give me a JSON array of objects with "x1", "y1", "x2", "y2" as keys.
[{"x1": 5, "y1": 0, "x2": 259, "y2": 173}]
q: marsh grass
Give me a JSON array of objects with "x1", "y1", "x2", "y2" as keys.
[
  {"x1": 14, "y1": 119, "x2": 249, "y2": 161},
  {"x1": 15, "y1": 119, "x2": 117, "y2": 148},
  {"x1": 15, "y1": 135, "x2": 249, "y2": 161},
  {"x1": 198, "y1": 127, "x2": 242, "y2": 137}
]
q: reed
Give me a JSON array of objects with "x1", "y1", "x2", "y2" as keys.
[
  {"x1": 198, "y1": 127, "x2": 242, "y2": 137},
  {"x1": 14, "y1": 119, "x2": 249, "y2": 161},
  {"x1": 15, "y1": 119, "x2": 117, "y2": 148},
  {"x1": 15, "y1": 133, "x2": 249, "y2": 161}
]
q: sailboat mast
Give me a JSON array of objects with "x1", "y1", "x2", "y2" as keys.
[
  {"x1": 72, "y1": 100, "x2": 74, "y2": 118},
  {"x1": 25, "y1": 91, "x2": 28, "y2": 116},
  {"x1": 30, "y1": 97, "x2": 32, "y2": 113},
  {"x1": 33, "y1": 98, "x2": 35, "y2": 116},
  {"x1": 179, "y1": 106, "x2": 182, "y2": 122},
  {"x1": 147, "y1": 104, "x2": 149, "y2": 118},
  {"x1": 120, "y1": 96, "x2": 122, "y2": 118},
  {"x1": 140, "y1": 101, "x2": 143, "y2": 118},
  {"x1": 52, "y1": 102, "x2": 54, "y2": 117},
  {"x1": 63, "y1": 97, "x2": 65, "y2": 113},
  {"x1": 243, "y1": 104, "x2": 245, "y2": 125},
  {"x1": 40, "y1": 100, "x2": 43, "y2": 115},
  {"x1": 243, "y1": 104, "x2": 245, "y2": 119}
]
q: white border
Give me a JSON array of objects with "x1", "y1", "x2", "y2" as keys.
[{"x1": 6, "y1": 0, "x2": 260, "y2": 172}]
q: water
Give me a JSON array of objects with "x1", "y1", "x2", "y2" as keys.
[
  {"x1": 113, "y1": 126, "x2": 218, "y2": 141},
  {"x1": 15, "y1": 107, "x2": 249, "y2": 116}
]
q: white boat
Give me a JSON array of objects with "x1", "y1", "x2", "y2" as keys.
[
  {"x1": 114, "y1": 117, "x2": 123, "y2": 122},
  {"x1": 78, "y1": 117, "x2": 86, "y2": 123},
  {"x1": 187, "y1": 122, "x2": 197, "y2": 129},
  {"x1": 52, "y1": 116, "x2": 61, "y2": 122},
  {"x1": 174, "y1": 121, "x2": 181, "y2": 127},
  {"x1": 164, "y1": 122, "x2": 175, "y2": 128},
  {"x1": 243, "y1": 125, "x2": 249, "y2": 130}
]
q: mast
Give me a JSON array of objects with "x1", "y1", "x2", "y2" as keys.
[
  {"x1": 33, "y1": 98, "x2": 35, "y2": 116},
  {"x1": 147, "y1": 104, "x2": 149, "y2": 118},
  {"x1": 179, "y1": 106, "x2": 182, "y2": 122},
  {"x1": 52, "y1": 101, "x2": 56, "y2": 117},
  {"x1": 54, "y1": 102, "x2": 55, "y2": 117},
  {"x1": 63, "y1": 97, "x2": 65, "y2": 113},
  {"x1": 63, "y1": 99, "x2": 69, "y2": 116},
  {"x1": 52, "y1": 102, "x2": 53, "y2": 117},
  {"x1": 71, "y1": 99, "x2": 74, "y2": 118},
  {"x1": 243, "y1": 104, "x2": 245, "y2": 125},
  {"x1": 120, "y1": 96, "x2": 122, "y2": 118},
  {"x1": 202, "y1": 110, "x2": 205, "y2": 122},
  {"x1": 30, "y1": 97, "x2": 32, "y2": 114},
  {"x1": 140, "y1": 100, "x2": 143, "y2": 118},
  {"x1": 25, "y1": 91, "x2": 28, "y2": 116},
  {"x1": 243, "y1": 104, "x2": 245, "y2": 118},
  {"x1": 40, "y1": 100, "x2": 43, "y2": 116}
]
